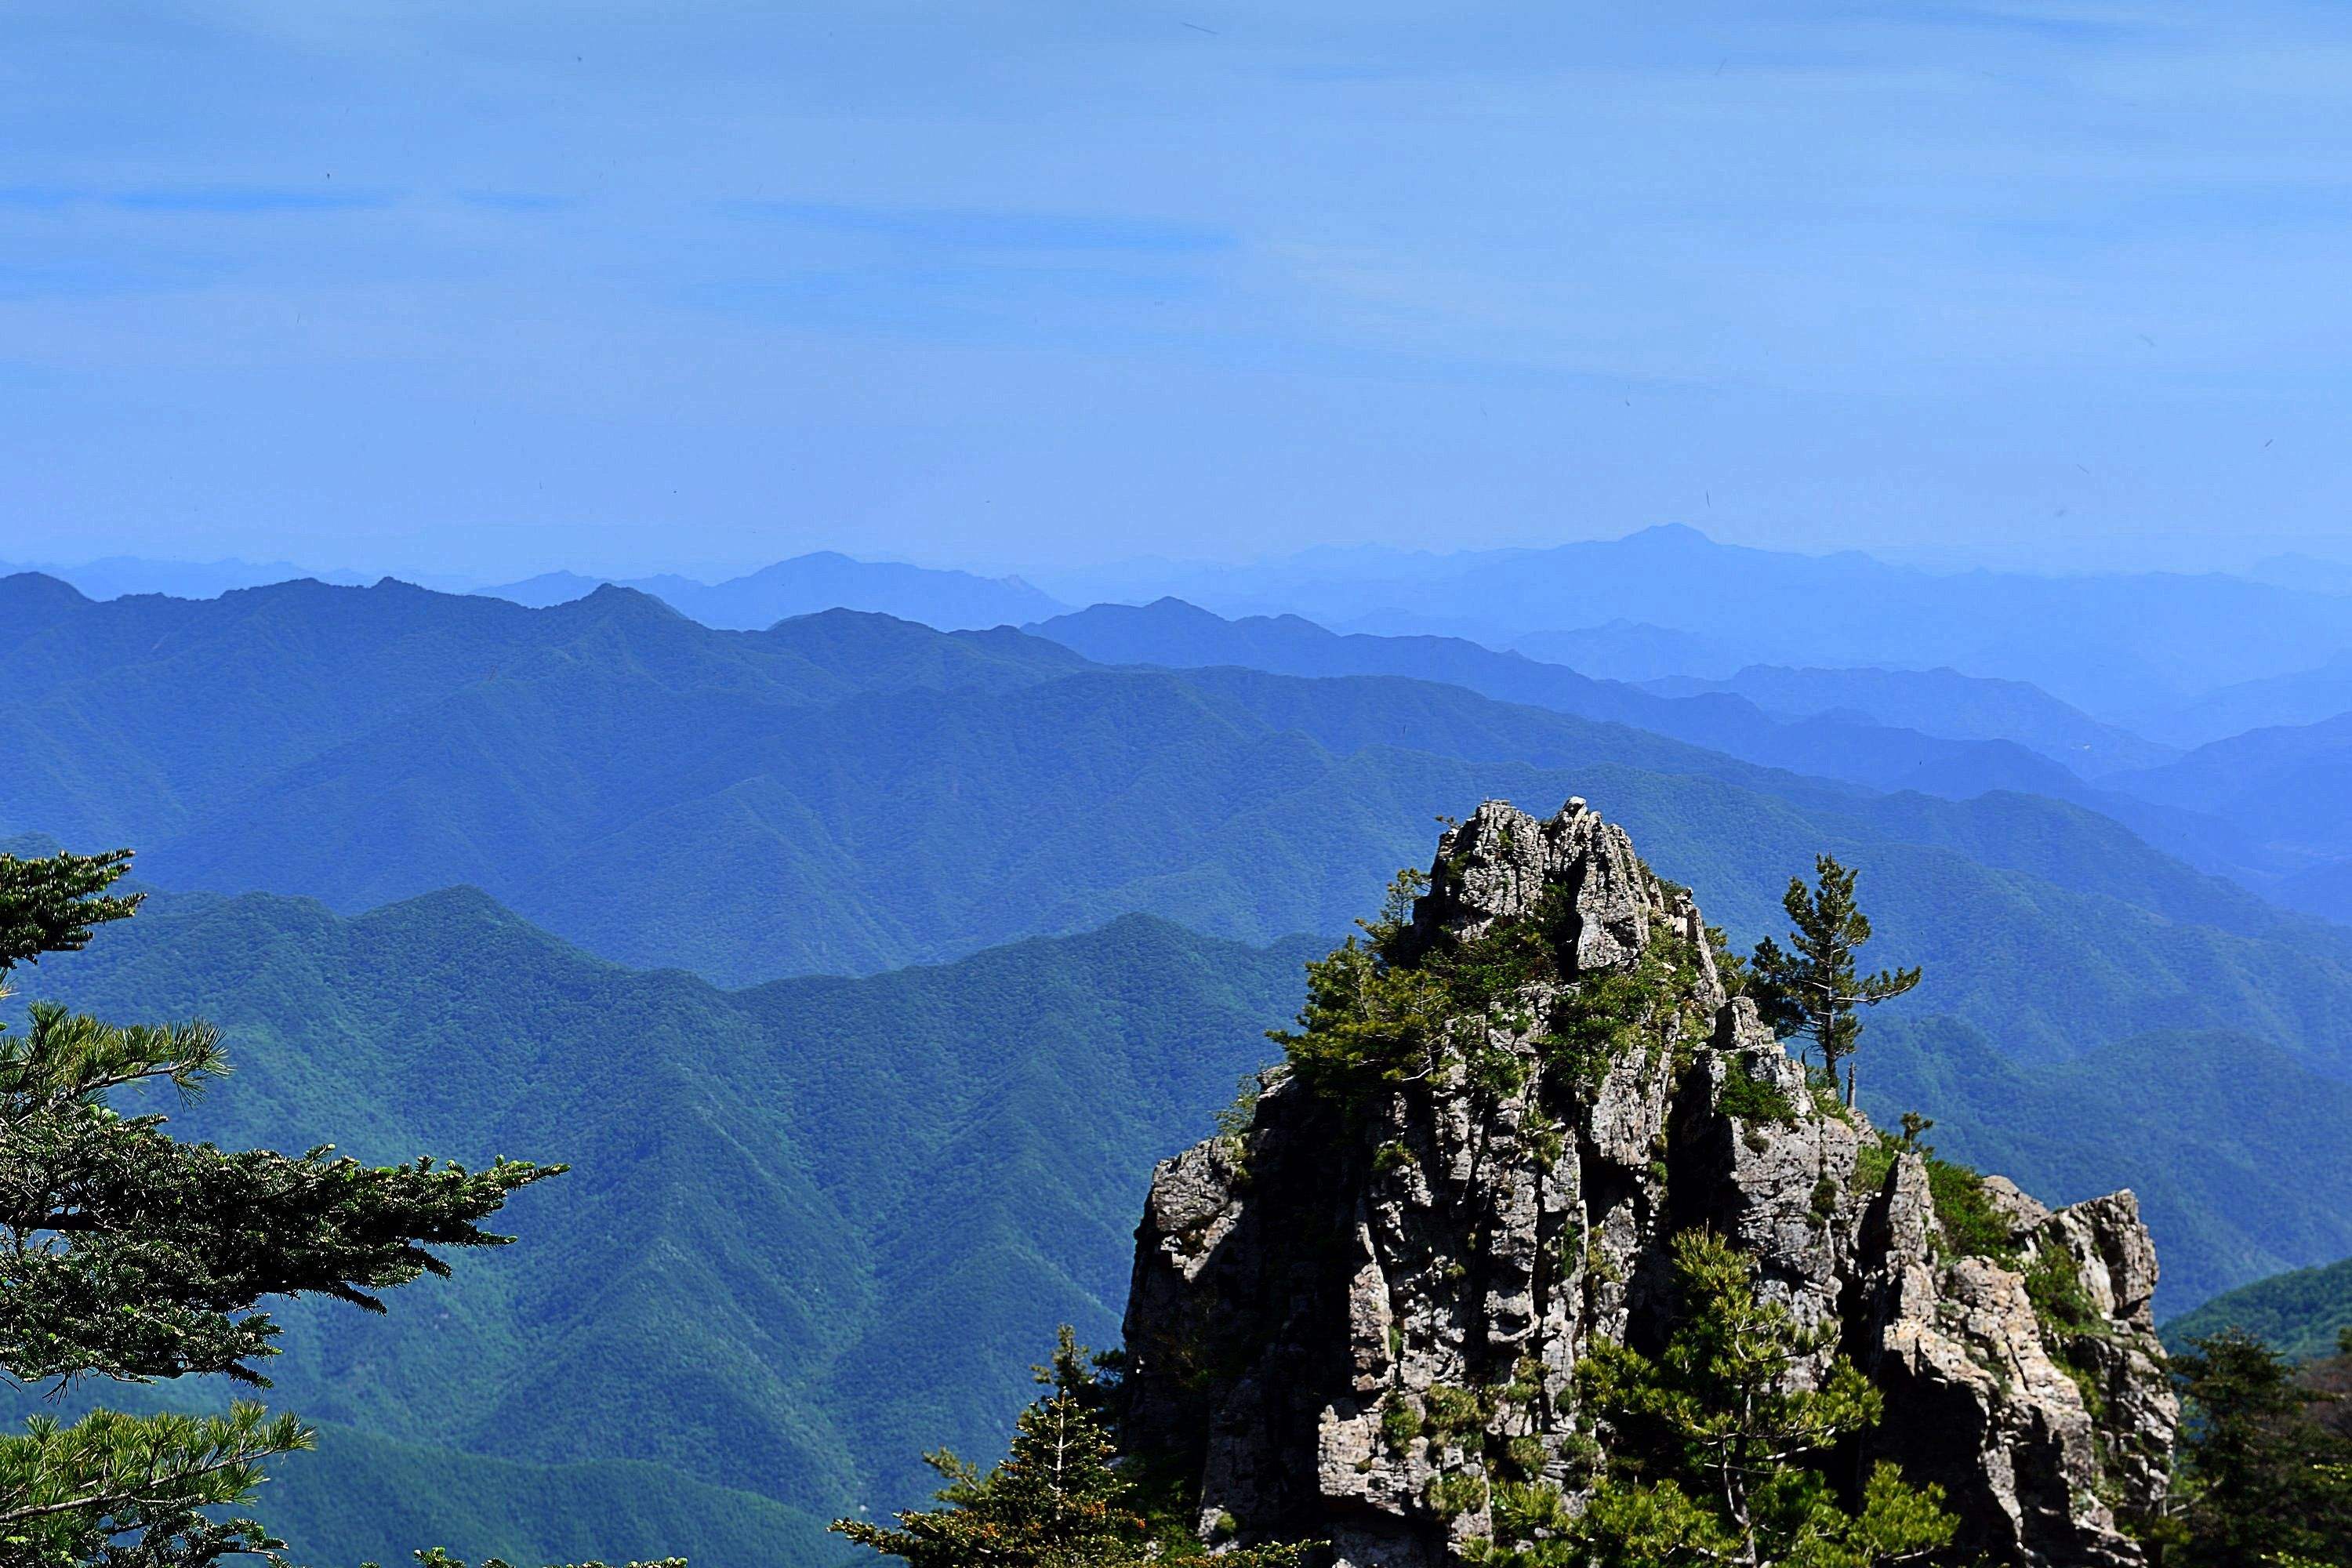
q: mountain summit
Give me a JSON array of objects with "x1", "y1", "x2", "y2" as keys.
[{"x1": 1121, "y1": 798, "x2": 2176, "y2": 1566}]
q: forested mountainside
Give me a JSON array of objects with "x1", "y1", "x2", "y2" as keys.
[
  {"x1": 6, "y1": 884, "x2": 1314, "y2": 1567},
  {"x1": 9, "y1": 576, "x2": 2352, "y2": 1289},
  {"x1": 1024, "y1": 596, "x2": 2303, "y2": 913},
  {"x1": 9, "y1": 862, "x2": 2352, "y2": 1565},
  {"x1": 2104, "y1": 711, "x2": 2352, "y2": 924},
  {"x1": 12, "y1": 569, "x2": 2352, "y2": 1564},
  {"x1": 2165, "y1": 1257, "x2": 2352, "y2": 1363}
]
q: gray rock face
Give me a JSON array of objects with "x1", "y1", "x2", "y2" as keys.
[{"x1": 1121, "y1": 798, "x2": 2176, "y2": 1567}]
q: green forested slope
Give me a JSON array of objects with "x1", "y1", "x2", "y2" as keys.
[
  {"x1": 252, "y1": 1422, "x2": 842, "y2": 1568},
  {"x1": 2163, "y1": 1256, "x2": 2352, "y2": 1362},
  {"x1": 9, "y1": 886, "x2": 1315, "y2": 1562}
]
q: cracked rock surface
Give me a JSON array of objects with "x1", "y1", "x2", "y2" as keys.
[{"x1": 1121, "y1": 798, "x2": 2176, "y2": 1567}]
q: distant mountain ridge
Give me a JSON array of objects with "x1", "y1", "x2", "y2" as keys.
[
  {"x1": 1032, "y1": 597, "x2": 2119, "y2": 800},
  {"x1": 2105, "y1": 710, "x2": 2352, "y2": 924},
  {"x1": 0, "y1": 554, "x2": 379, "y2": 598},
  {"x1": 483, "y1": 550, "x2": 1065, "y2": 630},
  {"x1": 9, "y1": 571, "x2": 2352, "y2": 1083},
  {"x1": 1642, "y1": 662, "x2": 2172, "y2": 776},
  {"x1": 1051, "y1": 524, "x2": 2352, "y2": 717}
]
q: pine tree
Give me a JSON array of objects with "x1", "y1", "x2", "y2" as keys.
[
  {"x1": 1748, "y1": 855, "x2": 1920, "y2": 1105},
  {"x1": 1471, "y1": 1230, "x2": 1958, "y2": 1568},
  {"x1": 0, "y1": 848, "x2": 561, "y2": 1568},
  {"x1": 833, "y1": 1329, "x2": 1307, "y2": 1568},
  {"x1": 2163, "y1": 1329, "x2": 2352, "y2": 1567}
]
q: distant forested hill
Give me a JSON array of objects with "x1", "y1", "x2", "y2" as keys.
[
  {"x1": 2162, "y1": 1256, "x2": 2352, "y2": 1362},
  {"x1": 13, "y1": 885, "x2": 2349, "y2": 1566}
]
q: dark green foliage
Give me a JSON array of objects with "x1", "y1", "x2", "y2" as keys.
[
  {"x1": 1923, "y1": 1156, "x2": 2016, "y2": 1261},
  {"x1": 1717, "y1": 1069, "x2": 1799, "y2": 1126},
  {"x1": 0, "y1": 849, "x2": 141, "y2": 971},
  {"x1": 832, "y1": 1332, "x2": 1306, "y2": 1568},
  {"x1": 1427, "y1": 1470, "x2": 1489, "y2": 1521},
  {"x1": 2025, "y1": 1246, "x2": 2103, "y2": 1341},
  {"x1": 1379, "y1": 1394, "x2": 1421, "y2": 1455},
  {"x1": 0, "y1": 1403, "x2": 308, "y2": 1568},
  {"x1": 1469, "y1": 1231, "x2": 1958, "y2": 1567},
  {"x1": 2162, "y1": 1330, "x2": 2352, "y2": 1566},
  {"x1": 1, "y1": 996, "x2": 550, "y2": 1389},
  {"x1": 1421, "y1": 1384, "x2": 1486, "y2": 1437},
  {"x1": 1750, "y1": 855, "x2": 1920, "y2": 1105},
  {"x1": 2165, "y1": 1257, "x2": 2352, "y2": 1364},
  {"x1": 397, "y1": 1550, "x2": 684, "y2": 1568},
  {"x1": 1271, "y1": 865, "x2": 1701, "y2": 1107},
  {"x1": 0, "y1": 849, "x2": 557, "y2": 1568}
]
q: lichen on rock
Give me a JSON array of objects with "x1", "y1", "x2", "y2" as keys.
[{"x1": 1120, "y1": 797, "x2": 2176, "y2": 1567}]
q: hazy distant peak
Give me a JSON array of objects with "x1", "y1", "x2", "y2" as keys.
[
  {"x1": 0, "y1": 571, "x2": 93, "y2": 612},
  {"x1": 1619, "y1": 521, "x2": 1715, "y2": 548}
]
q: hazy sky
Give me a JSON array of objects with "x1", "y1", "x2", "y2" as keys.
[{"x1": 5, "y1": 1, "x2": 2349, "y2": 581}]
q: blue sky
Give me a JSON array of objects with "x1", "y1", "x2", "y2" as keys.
[{"x1": 4, "y1": 0, "x2": 2349, "y2": 580}]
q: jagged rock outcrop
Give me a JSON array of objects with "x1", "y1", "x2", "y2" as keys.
[{"x1": 1122, "y1": 797, "x2": 2176, "y2": 1567}]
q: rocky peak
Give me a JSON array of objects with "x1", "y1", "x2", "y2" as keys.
[{"x1": 1121, "y1": 797, "x2": 2176, "y2": 1567}]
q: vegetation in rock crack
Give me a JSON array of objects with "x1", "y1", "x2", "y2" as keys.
[
  {"x1": 2152, "y1": 1328, "x2": 2352, "y2": 1568},
  {"x1": 832, "y1": 1328, "x2": 1308, "y2": 1568},
  {"x1": 1851, "y1": 1121, "x2": 2019, "y2": 1266},
  {"x1": 1715, "y1": 1069, "x2": 1799, "y2": 1127},
  {"x1": 1750, "y1": 855, "x2": 1921, "y2": 1106},
  {"x1": 1268, "y1": 864, "x2": 1704, "y2": 1107},
  {"x1": 0, "y1": 848, "x2": 566, "y2": 1568},
  {"x1": 1467, "y1": 1231, "x2": 1960, "y2": 1568}
]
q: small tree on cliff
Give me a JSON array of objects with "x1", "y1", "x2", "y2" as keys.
[
  {"x1": 0, "y1": 848, "x2": 562, "y2": 1568},
  {"x1": 2161, "y1": 1329, "x2": 2352, "y2": 1568},
  {"x1": 834, "y1": 1329, "x2": 1308, "y2": 1568},
  {"x1": 1750, "y1": 855, "x2": 1919, "y2": 1105},
  {"x1": 1556, "y1": 1230, "x2": 1958, "y2": 1568}
]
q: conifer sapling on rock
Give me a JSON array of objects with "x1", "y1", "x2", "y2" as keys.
[{"x1": 1749, "y1": 855, "x2": 1920, "y2": 1105}]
